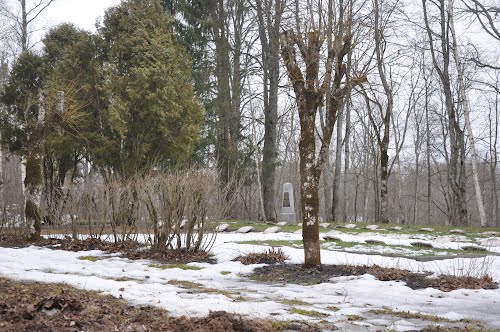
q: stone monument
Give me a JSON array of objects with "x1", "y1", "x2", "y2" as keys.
[{"x1": 280, "y1": 182, "x2": 297, "y2": 224}]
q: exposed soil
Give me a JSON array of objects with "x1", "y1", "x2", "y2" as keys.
[
  {"x1": 0, "y1": 232, "x2": 32, "y2": 248},
  {"x1": 0, "y1": 278, "x2": 320, "y2": 332},
  {"x1": 249, "y1": 264, "x2": 499, "y2": 292}
]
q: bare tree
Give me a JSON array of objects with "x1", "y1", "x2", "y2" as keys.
[
  {"x1": 280, "y1": 0, "x2": 365, "y2": 267},
  {"x1": 449, "y1": 0, "x2": 487, "y2": 226},
  {"x1": 422, "y1": 0, "x2": 468, "y2": 226},
  {"x1": 0, "y1": 0, "x2": 55, "y2": 52}
]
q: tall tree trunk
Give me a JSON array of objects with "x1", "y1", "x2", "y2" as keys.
[
  {"x1": 423, "y1": 0, "x2": 468, "y2": 226},
  {"x1": 331, "y1": 107, "x2": 343, "y2": 222},
  {"x1": 373, "y1": 0, "x2": 392, "y2": 224},
  {"x1": 490, "y1": 89, "x2": 499, "y2": 227},
  {"x1": 425, "y1": 79, "x2": 432, "y2": 225},
  {"x1": 449, "y1": 0, "x2": 487, "y2": 227},
  {"x1": 341, "y1": 95, "x2": 351, "y2": 222},
  {"x1": 256, "y1": 0, "x2": 283, "y2": 222},
  {"x1": 299, "y1": 112, "x2": 321, "y2": 267},
  {"x1": 26, "y1": 91, "x2": 47, "y2": 241},
  {"x1": 21, "y1": 0, "x2": 28, "y2": 51},
  {"x1": 213, "y1": 0, "x2": 235, "y2": 200}
]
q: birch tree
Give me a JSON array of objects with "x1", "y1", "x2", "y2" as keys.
[
  {"x1": 0, "y1": 0, "x2": 55, "y2": 52},
  {"x1": 448, "y1": 0, "x2": 487, "y2": 226},
  {"x1": 422, "y1": 0, "x2": 468, "y2": 225}
]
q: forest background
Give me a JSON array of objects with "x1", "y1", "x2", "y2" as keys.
[{"x1": 0, "y1": 0, "x2": 499, "y2": 244}]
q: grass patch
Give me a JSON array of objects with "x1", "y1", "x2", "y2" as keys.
[
  {"x1": 371, "y1": 308, "x2": 451, "y2": 322},
  {"x1": 167, "y1": 279, "x2": 203, "y2": 288},
  {"x1": 78, "y1": 256, "x2": 99, "y2": 262},
  {"x1": 321, "y1": 241, "x2": 492, "y2": 257},
  {"x1": 346, "y1": 314, "x2": 365, "y2": 321},
  {"x1": 103, "y1": 276, "x2": 140, "y2": 282},
  {"x1": 321, "y1": 241, "x2": 360, "y2": 249},
  {"x1": 220, "y1": 271, "x2": 231, "y2": 275},
  {"x1": 148, "y1": 263, "x2": 203, "y2": 271},
  {"x1": 279, "y1": 299, "x2": 310, "y2": 306},
  {"x1": 288, "y1": 307, "x2": 329, "y2": 318},
  {"x1": 236, "y1": 240, "x2": 303, "y2": 247},
  {"x1": 167, "y1": 279, "x2": 235, "y2": 298},
  {"x1": 329, "y1": 222, "x2": 500, "y2": 236}
]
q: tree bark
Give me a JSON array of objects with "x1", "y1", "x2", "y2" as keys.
[
  {"x1": 280, "y1": 16, "x2": 361, "y2": 266},
  {"x1": 449, "y1": 0, "x2": 487, "y2": 227},
  {"x1": 213, "y1": 0, "x2": 236, "y2": 206},
  {"x1": 256, "y1": 0, "x2": 283, "y2": 222},
  {"x1": 299, "y1": 112, "x2": 321, "y2": 267}
]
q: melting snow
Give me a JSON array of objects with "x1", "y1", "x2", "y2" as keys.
[{"x1": 0, "y1": 231, "x2": 499, "y2": 331}]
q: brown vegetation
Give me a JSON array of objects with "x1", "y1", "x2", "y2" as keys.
[{"x1": 0, "y1": 278, "x2": 284, "y2": 332}]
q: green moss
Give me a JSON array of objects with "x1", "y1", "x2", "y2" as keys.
[
  {"x1": 167, "y1": 279, "x2": 235, "y2": 298},
  {"x1": 279, "y1": 299, "x2": 310, "y2": 306},
  {"x1": 371, "y1": 308, "x2": 451, "y2": 322},
  {"x1": 78, "y1": 256, "x2": 99, "y2": 262},
  {"x1": 288, "y1": 307, "x2": 328, "y2": 318},
  {"x1": 148, "y1": 263, "x2": 202, "y2": 271},
  {"x1": 236, "y1": 240, "x2": 303, "y2": 247},
  {"x1": 167, "y1": 279, "x2": 202, "y2": 288},
  {"x1": 104, "y1": 276, "x2": 140, "y2": 282}
]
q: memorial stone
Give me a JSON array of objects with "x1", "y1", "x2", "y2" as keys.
[{"x1": 280, "y1": 182, "x2": 297, "y2": 224}]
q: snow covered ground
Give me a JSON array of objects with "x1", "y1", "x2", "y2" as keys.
[{"x1": 1, "y1": 230, "x2": 499, "y2": 331}]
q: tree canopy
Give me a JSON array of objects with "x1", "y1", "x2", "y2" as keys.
[{"x1": 1, "y1": 0, "x2": 204, "y2": 177}]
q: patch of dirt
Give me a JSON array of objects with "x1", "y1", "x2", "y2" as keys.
[
  {"x1": 40, "y1": 237, "x2": 114, "y2": 251},
  {"x1": 0, "y1": 277, "x2": 320, "y2": 332},
  {"x1": 249, "y1": 264, "x2": 498, "y2": 292},
  {"x1": 0, "y1": 232, "x2": 31, "y2": 248}
]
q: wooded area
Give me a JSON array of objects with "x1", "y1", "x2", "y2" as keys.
[{"x1": 0, "y1": 0, "x2": 499, "y2": 267}]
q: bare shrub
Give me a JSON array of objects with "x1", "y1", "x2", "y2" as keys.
[
  {"x1": 236, "y1": 247, "x2": 289, "y2": 265},
  {"x1": 140, "y1": 168, "x2": 231, "y2": 253},
  {"x1": 37, "y1": 167, "x2": 231, "y2": 254}
]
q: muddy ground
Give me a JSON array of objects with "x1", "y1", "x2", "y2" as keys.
[
  {"x1": 0, "y1": 277, "x2": 322, "y2": 332},
  {"x1": 1, "y1": 233, "x2": 498, "y2": 331}
]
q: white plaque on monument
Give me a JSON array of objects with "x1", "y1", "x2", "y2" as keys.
[{"x1": 280, "y1": 182, "x2": 297, "y2": 224}]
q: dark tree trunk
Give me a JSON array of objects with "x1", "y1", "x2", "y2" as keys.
[
  {"x1": 25, "y1": 143, "x2": 43, "y2": 241},
  {"x1": 299, "y1": 112, "x2": 321, "y2": 268},
  {"x1": 213, "y1": 0, "x2": 235, "y2": 192},
  {"x1": 256, "y1": 0, "x2": 283, "y2": 222},
  {"x1": 423, "y1": 0, "x2": 468, "y2": 226}
]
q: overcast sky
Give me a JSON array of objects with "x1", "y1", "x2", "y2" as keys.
[{"x1": 40, "y1": 0, "x2": 122, "y2": 32}]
